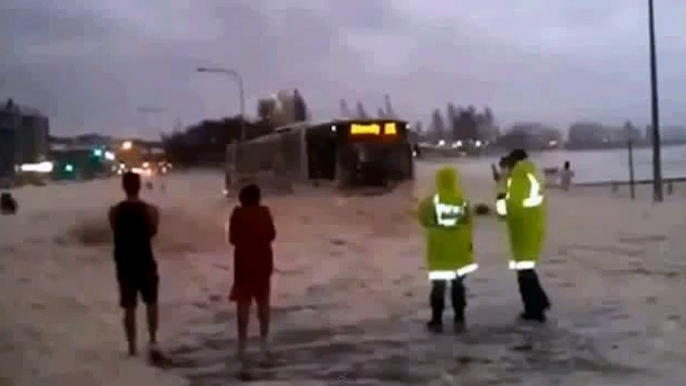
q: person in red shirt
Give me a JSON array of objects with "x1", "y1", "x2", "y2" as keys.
[{"x1": 227, "y1": 184, "x2": 276, "y2": 365}]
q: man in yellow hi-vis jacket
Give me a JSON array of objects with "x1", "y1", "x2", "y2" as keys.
[
  {"x1": 496, "y1": 150, "x2": 551, "y2": 323},
  {"x1": 417, "y1": 166, "x2": 476, "y2": 333}
]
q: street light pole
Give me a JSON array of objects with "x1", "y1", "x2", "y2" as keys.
[
  {"x1": 196, "y1": 67, "x2": 247, "y2": 186},
  {"x1": 196, "y1": 67, "x2": 246, "y2": 142},
  {"x1": 648, "y1": 0, "x2": 663, "y2": 202}
]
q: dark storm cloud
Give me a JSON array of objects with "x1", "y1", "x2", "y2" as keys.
[
  {"x1": 2, "y1": 0, "x2": 117, "y2": 51},
  {"x1": 2, "y1": 0, "x2": 686, "y2": 137}
]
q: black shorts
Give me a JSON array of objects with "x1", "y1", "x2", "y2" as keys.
[{"x1": 116, "y1": 266, "x2": 159, "y2": 308}]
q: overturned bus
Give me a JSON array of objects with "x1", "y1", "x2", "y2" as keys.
[{"x1": 224, "y1": 119, "x2": 414, "y2": 194}]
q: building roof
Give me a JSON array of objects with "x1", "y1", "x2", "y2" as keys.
[
  {"x1": 274, "y1": 118, "x2": 408, "y2": 132},
  {"x1": 0, "y1": 99, "x2": 46, "y2": 118}
]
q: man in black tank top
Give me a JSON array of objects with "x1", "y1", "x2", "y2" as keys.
[{"x1": 108, "y1": 171, "x2": 161, "y2": 359}]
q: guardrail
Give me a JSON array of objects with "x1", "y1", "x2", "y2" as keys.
[{"x1": 571, "y1": 177, "x2": 686, "y2": 196}]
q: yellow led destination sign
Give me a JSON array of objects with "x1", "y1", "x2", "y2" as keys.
[
  {"x1": 349, "y1": 122, "x2": 399, "y2": 136},
  {"x1": 350, "y1": 123, "x2": 381, "y2": 135}
]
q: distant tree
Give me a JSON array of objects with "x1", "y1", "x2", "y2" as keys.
[
  {"x1": 567, "y1": 121, "x2": 606, "y2": 148},
  {"x1": 466, "y1": 105, "x2": 476, "y2": 117},
  {"x1": 452, "y1": 109, "x2": 479, "y2": 141},
  {"x1": 406, "y1": 127, "x2": 420, "y2": 142},
  {"x1": 356, "y1": 101, "x2": 369, "y2": 119},
  {"x1": 160, "y1": 116, "x2": 273, "y2": 167},
  {"x1": 496, "y1": 129, "x2": 529, "y2": 151},
  {"x1": 377, "y1": 108, "x2": 386, "y2": 119},
  {"x1": 623, "y1": 120, "x2": 641, "y2": 143},
  {"x1": 430, "y1": 108, "x2": 446, "y2": 142},
  {"x1": 480, "y1": 107, "x2": 501, "y2": 140}
]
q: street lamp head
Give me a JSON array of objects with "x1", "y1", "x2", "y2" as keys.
[{"x1": 196, "y1": 67, "x2": 240, "y2": 78}]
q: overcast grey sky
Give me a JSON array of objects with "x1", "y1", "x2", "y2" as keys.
[{"x1": 2, "y1": 0, "x2": 686, "y2": 138}]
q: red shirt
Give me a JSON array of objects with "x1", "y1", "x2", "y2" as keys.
[{"x1": 229, "y1": 205, "x2": 276, "y2": 277}]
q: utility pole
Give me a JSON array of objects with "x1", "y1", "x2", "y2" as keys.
[
  {"x1": 648, "y1": 0, "x2": 663, "y2": 202},
  {"x1": 625, "y1": 122, "x2": 636, "y2": 200}
]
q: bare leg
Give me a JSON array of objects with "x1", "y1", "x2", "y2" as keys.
[
  {"x1": 123, "y1": 307, "x2": 137, "y2": 356},
  {"x1": 256, "y1": 297, "x2": 270, "y2": 356},
  {"x1": 145, "y1": 303, "x2": 167, "y2": 364},
  {"x1": 145, "y1": 303, "x2": 159, "y2": 345},
  {"x1": 236, "y1": 301, "x2": 251, "y2": 361}
]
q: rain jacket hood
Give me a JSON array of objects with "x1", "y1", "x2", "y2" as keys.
[{"x1": 435, "y1": 166, "x2": 464, "y2": 203}]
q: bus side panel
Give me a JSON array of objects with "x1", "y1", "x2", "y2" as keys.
[
  {"x1": 381, "y1": 143, "x2": 413, "y2": 181},
  {"x1": 305, "y1": 126, "x2": 338, "y2": 181}
]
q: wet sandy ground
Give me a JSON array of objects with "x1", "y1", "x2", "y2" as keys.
[
  {"x1": 157, "y1": 172, "x2": 686, "y2": 385},
  {"x1": 162, "y1": 304, "x2": 650, "y2": 386},
  {"x1": 3, "y1": 168, "x2": 686, "y2": 385}
]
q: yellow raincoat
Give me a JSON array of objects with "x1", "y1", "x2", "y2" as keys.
[
  {"x1": 417, "y1": 167, "x2": 477, "y2": 280},
  {"x1": 496, "y1": 160, "x2": 546, "y2": 269}
]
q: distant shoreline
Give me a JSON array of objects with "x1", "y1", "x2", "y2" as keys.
[
  {"x1": 416, "y1": 141, "x2": 686, "y2": 160},
  {"x1": 563, "y1": 141, "x2": 686, "y2": 151}
]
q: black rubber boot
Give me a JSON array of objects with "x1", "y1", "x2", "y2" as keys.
[
  {"x1": 517, "y1": 269, "x2": 550, "y2": 323},
  {"x1": 451, "y1": 277, "x2": 467, "y2": 333},
  {"x1": 519, "y1": 311, "x2": 547, "y2": 324},
  {"x1": 427, "y1": 280, "x2": 447, "y2": 333},
  {"x1": 426, "y1": 320, "x2": 444, "y2": 333}
]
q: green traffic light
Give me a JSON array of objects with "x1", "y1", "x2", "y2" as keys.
[{"x1": 64, "y1": 164, "x2": 74, "y2": 172}]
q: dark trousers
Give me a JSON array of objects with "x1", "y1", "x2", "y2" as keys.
[
  {"x1": 517, "y1": 269, "x2": 550, "y2": 316},
  {"x1": 430, "y1": 277, "x2": 467, "y2": 323}
]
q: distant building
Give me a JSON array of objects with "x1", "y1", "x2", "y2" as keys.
[
  {"x1": 567, "y1": 122, "x2": 608, "y2": 149},
  {"x1": 49, "y1": 133, "x2": 114, "y2": 148},
  {"x1": 73, "y1": 133, "x2": 113, "y2": 147},
  {"x1": 0, "y1": 99, "x2": 50, "y2": 182},
  {"x1": 604, "y1": 124, "x2": 642, "y2": 144},
  {"x1": 500, "y1": 123, "x2": 563, "y2": 150},
  {"x1": 256, "y1": 89, "x2": 309, "y2": 127},
  {"x1": 0, "y1": 125, "x2": 14, "y2": 185},
  {"x1": 646, "y1": 125, "x2": 686, "y2": 144},
  {"x1": 567, "y1": 121, "x2": 644, "y2": 149}
]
